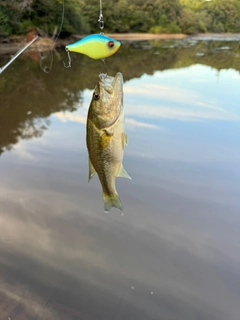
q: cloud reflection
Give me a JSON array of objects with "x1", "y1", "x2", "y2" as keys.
[
  {"x1": 54, "y1": 65, "x2": 240, "y2": 131},
  {"x1": 124, "y1": 81, "x2": 240, "y2": 122},
  {"x1": 0, "y1": 63, "x2": 239, "y2": 319},
  {"x1": 54, "y1": 111, "x2": 87, "y2": 125},
  {"x1": 0, "y1": 281, "x2": 59, "y2": 320},
  {"x1": 0, "y1": 172, "x2": 239, "y2": 320},
  {"x1": 126, "y1": 118, "x2": 159, "y2": 130}
]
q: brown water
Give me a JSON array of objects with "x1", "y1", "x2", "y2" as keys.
[{"x1": 0, "y1": 39, "x2": 240, "y2": 320}]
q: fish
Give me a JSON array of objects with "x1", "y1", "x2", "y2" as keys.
[
  {"x1": 86, "y1": 72, "x2": 131, "y2": 212},
  {"x1": 66, "y1": 34, "x2": 121, "y2": 60}
]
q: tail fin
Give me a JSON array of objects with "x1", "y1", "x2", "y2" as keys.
[{"x1": 102, "y1": 192, "x2": 123, "y2": 213}]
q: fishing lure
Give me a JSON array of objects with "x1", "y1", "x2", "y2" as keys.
[{"x1": 65, "y1": 34, "x2": 121, "y2": 60}]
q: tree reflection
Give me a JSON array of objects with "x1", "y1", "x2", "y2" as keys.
[
  {"x1": 0, "y1": 39, "x2": 239, "y2": 155},
  {"x1": 0, "y1": 56, "x2": 84, "y2": 155}
]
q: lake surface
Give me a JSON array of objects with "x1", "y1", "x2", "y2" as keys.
[{"x1": 0, "y1": 39, "x2": 240, "y2": 320}]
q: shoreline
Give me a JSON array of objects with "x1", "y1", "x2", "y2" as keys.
[
  {"x1": 1, "y1": 33, "x2": 240, "y2": 56},
  {"x1": 96, "y1": 32, "x2": 240, "y2": 41}
]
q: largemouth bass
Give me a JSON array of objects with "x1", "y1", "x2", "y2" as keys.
[{"x1": 86, "y1": 72, "x2": 131, "y2": 212}]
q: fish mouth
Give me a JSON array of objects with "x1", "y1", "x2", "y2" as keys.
[
  {"x1": 99, "y1": 72, "x2": 123, "y2": 94},
  {"x1": 112, "y1": 72, "x2": 123, "y2": 95},
  {"x1": 113, "y1": 72, "x2": 123, "y2": 87},
  {"x1": 99, "y1": 73, "x2": 114, "y2": 84}
]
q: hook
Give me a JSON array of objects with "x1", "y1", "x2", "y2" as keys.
[{"x1": 63, "y1": 48, "x2": 71, "y2": 68}]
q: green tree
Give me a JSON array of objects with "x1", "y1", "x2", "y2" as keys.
[
  {"x1": 199, "y1": 0, "x2": 240, "y2": 33},
  {"x1": 2, "y1": 0, "x2": 240, "y2": 37},
  {"x1": 0, "y1": 8, "x2": 11, "y2": 36},
  {"x1": 179, "y1": 8, "x2": 199, "y2": 33}
]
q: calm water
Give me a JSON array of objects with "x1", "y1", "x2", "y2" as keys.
[{"x1": 0, "y1": 39, "x2": 240, "y2": 320}]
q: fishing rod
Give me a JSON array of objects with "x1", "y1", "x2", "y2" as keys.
[{"x1": 0, "y1": 36, "x2": 38, "y2": 74}]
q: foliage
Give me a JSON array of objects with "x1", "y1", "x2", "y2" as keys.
[{"x1": 1, "y1": 0, "x2": 240, "y2": 37}]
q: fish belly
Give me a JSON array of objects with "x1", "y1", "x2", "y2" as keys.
[{"x1": 87, "y1": 120, "x2": 123, "y2": 195}]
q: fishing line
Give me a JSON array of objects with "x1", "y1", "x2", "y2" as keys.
[
  {"x1": 98, "y1": 0, "x2": 104, "y2": 30},
  {"x1": 98, "y1": 0, "x2": 108, "y2": 74},
  {"x1": 39, "y1": 49, "x2": 53, "y2": 74},
  {"x1": 55, "y1": 0, "x2": 65, "y2": 44},
  {"x1": 101, "y1": 58, "x2": 107, "y2": 76},
  {"x1": 38, "y1": 0, "x2": 65, "y2": 73}
]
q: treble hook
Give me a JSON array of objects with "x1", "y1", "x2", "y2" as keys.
[{"x1": 63, "y1": 48, "x2": 71, "y2": 68}]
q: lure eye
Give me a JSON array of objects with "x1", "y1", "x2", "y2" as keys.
[
  {"x1": 108, "y1": 41, "x2": 114, "y2": 48},
  {"x1": 93, "y1": 92, "x2": 99, "y2": 100}
]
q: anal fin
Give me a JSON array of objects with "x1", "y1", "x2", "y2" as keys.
[{"x1": 117, "y1": 164, "x2": 131, "y2": 179}]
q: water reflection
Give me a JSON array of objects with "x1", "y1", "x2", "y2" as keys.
[
  {"x1": 0, "y1": 39, "x2": 240, "y2": 155},
  {"x1": 0, "y1": 40, "x2": 240, "y2": 320}
]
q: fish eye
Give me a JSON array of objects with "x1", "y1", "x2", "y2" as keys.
[
  {"x1": 108, "y1": 41, "x2": 114, "y2": 48},
  {"x1": 93, "y1": 92, "x2": 100, "y2": 100}
]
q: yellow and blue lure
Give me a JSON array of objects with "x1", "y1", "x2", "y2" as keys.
[{"x1": 66, "y1": 34, "x2": 121, "y2": 60}]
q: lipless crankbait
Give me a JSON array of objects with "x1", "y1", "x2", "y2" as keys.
[{"x1": 66, "y1": 34, "x2": 121, "y2": 60}]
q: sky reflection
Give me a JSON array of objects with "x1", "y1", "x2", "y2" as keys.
[
  {"x1": 0, "y1": 60, "x2": 239, "y2": 319},
  {"x1": 53, "y1": 65, "x2": 240, "y2": 166}
]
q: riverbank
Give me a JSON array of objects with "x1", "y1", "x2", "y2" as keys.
[
  {"x1": 63, "y1": 32, "x2": 240, "y2": 43},
  {"x1": 95, "y1": 32, "x2": 240, "y2": 41},
  {"x1": 1, "y1": 33, "x2": 240, "y2": 56}
]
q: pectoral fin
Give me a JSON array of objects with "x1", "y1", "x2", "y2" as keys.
[
  {"x1": 88, "y1": 158, "x2": 96, "y2": 182},
  {"x1": 104, "y1": 129, "x2": 114, "y2": 137},
  {"x1": 98, "y1": 131, "x2": 113, "y2": 149},
  {"x1": 117, "y1": 164, "x2": 132, "y2": 179}
]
